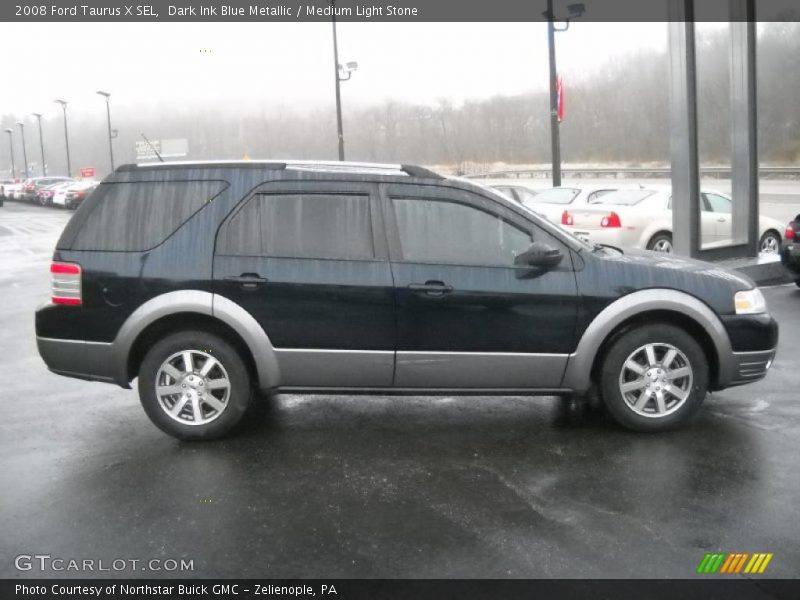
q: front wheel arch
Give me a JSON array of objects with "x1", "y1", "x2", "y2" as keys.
[{"x1": 589, "y1": 311, "x2": 718, "y2": 392}]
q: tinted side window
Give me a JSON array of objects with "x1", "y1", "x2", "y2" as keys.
[
  {"x1": 218, "y1": 193, "x2": 374, "y2": 260},
  {"x1": 392, "y1": 197, "x2": 531, "y2": 266},
  {"x1": 68, "y1": 181, "x2": 225, "y2": 251}
]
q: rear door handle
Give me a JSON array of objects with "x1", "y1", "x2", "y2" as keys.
[
  {"x1": 716, "y1": 217, "x2": 727, "y2": 222},
  {"x1": 408, "y1": 281, "x2": 454, "y2": 296},
  {"x1": 224, "y1": 273, "x2": 268, "y2": 288}
]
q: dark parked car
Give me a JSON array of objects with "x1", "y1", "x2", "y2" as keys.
[
  {"x1": 35, "y1": 161, "x2": 778, "y2": 440},
  {"x1": 780, "y1": 214, "x2": 800, "y2": 287}
]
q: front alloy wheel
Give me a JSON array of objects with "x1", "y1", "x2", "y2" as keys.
[
  {"x1": 600, "y1": 324, "x2": 708, "y2": 431},
  {"x1": 618, "y1": 343, "x2": 693, "y2": 418}
]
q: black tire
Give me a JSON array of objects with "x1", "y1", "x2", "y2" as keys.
[
  {"x1": 599, "y1": 324, "x2": 708, "y2": 432},
  {"x1": 138, "y1": 330, "x2": 253, "y2": 440},
  {"x1": 795, "y1": 279, "x2": 800, "y2": 289},
  {"x1": 758, "y1": 230, "x2": 781, "y2": 255},
  {"x1": 646, "y1": 232, "x2": 673, "y2": 253}
]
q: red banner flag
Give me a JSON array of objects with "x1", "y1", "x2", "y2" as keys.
[{"x1": 556, "y1": 75, "x2": 565, "y2": 123}]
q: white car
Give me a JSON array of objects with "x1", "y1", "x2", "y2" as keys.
[
  {"x1": 560, "y1": 187, "x2": 785, "y2": 254},
  {"x1": 512, "y1": 186, "x2": 619, "y2": 223},
  {"x1": 1, "y1": 181, "x2": 23, "y2": 200},
  {"x1": 52, "y1": 180, "x2": 98, "y2": 209},
  {"x1": 490, "y1": 183, "x2": 540, "y2": 206}
]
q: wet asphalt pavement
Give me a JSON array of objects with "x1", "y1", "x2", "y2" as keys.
[{"x1": 0, "y1": 201, "x2": 798, "y2": 579}]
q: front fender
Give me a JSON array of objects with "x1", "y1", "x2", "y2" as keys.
[{"x1": 561, "y1": 288, "x2": 734, "y2": 393}]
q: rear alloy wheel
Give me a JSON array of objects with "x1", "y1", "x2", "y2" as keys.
[
  {"x1": 647, "y1": 233, "x2": 673, "y2": 253},
  {"x1": 600, "y1": 324, "x2": 708, "y2": 431},
  {"x1": 138, "y1": 330, "x2": 253, "y2": 440},
  {"x1": 758, "y1": 231, "x2": 781, "y2": 255}
]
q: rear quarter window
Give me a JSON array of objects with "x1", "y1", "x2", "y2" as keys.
[{"x1": 60, "y1": 181, "x2": 226, "y2": 251}]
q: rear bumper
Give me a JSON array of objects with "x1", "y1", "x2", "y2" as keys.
[
  {"x1": 36, "y1": 336, "x2": 124, "y2": 386},
  {"x1": 728, "y1": 348, "x2": 776, "y2": 387}
]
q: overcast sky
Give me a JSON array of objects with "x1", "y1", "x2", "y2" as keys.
[{"x1": 0, "y1": 22, "x2": 669, "y2": 119}]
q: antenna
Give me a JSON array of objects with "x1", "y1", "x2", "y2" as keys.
[{"x1": 140, "y1": 133, "x2": 164, "y2": 163}]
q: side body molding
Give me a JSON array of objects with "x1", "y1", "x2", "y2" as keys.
[
  {"x1": 561, "y1": 288, "x2": 734, "y2": 393},
  {"x1": 111, "y1": 290, "x2": 280, "y2": 391}
]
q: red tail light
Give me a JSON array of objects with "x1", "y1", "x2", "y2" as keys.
[
  {"x1": 786, "y1": 225, "x2": 795, "y2": 241},
  {"x1": 51, "y1": 262, "x2": 82, "y2": 306},
  {"x1": 561, "y1": 210, "x2": 574, "y2": 226},
  {"x1": 601, "y1": 212, "x2": 622, "y2": 228}
]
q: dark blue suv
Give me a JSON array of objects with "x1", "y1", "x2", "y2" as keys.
[{"x1": 36, "y1": 161, "x2": 778, "y2": 439}]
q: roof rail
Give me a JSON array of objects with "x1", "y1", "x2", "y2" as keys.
[{"x1": 118, "y1": 160, "x2": 442, "y2": 178}]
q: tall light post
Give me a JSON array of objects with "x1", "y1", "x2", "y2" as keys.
[
  {"x1": 331, "y1": 1, "x2": 358, "y2": 161},
  {"x1": 543, "y1": 1, "x2": 584, "y2": 187},
  {"x1": 54, "y1": 99, "x2": 72, "y2": 176},
  {"x1": 3, "y1": 128, "x2": 15, "y2": 179},
  {"x1": 96, "y1": 90, "x2": 115, "y2": 171},
  {"x1": 32, "y1": 113, "x2": 47, "y2": 176},
  {"x1": 16, "y1": 121, "x2": 29, "y2": 178}
]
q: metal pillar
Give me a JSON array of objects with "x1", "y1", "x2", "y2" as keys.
[
  {"x1": 729, "y1": 0, "x2": 759, "y2": 255},
  {"x1": 668, "y1": 0, "x2": 700, "y2": 258},
  {"x1": 668, "y1": 0, "x2": 758, "y2": 260}
]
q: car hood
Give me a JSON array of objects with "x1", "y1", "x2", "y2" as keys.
[{"x1": 596, "y1": 245, "x2": 757, "y2": 291}]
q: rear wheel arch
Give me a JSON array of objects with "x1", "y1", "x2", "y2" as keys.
[
  {"x1": 646, "y1": 230, "x2": 673, "y2": 250},
  {"x1": 112, "y1": 290, "x2": 279, "y2": 390},
  {"x1": 126, "y1": 312, "x2": 259, "y2": 387}
]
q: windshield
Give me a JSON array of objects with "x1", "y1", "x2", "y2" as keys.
[
  {"x1": 590, "y1": 189, "x2": 656, "y2": 206},
  {"x1": 527, "y1": 187, "x2": 580, "y2": 205}
]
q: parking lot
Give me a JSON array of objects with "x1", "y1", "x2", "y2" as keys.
[{"x1": 1, "y1": 200, "x2": 798, "y2": 578}]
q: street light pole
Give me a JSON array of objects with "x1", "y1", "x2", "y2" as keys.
[
  {"x1": 543, "y1": 2, "x2": 584, "y2": 188},
  {"x1": 32, "y1": 113, "x2": 47, "y2": 176},
  {"x1": 55, "y1": 99, "x2": 72, "y2": 177},
  {"x1": 16, "y1": 122, "x2": 29, "y2": 178},
  {"x1": 3, "y1": 129, "x2": 15, "y2": 179},
  {"x1": 331, "y1": 3, "x2": 345, "y2": 161},
  {"x1": 96, "y1": 91, "x2": 115, "y2": 171}
]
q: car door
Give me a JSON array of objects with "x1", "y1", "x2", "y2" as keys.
[
  {"x1": 381, "y1": 183, "x2": 579, "y2": 389},
  {"x1": 703, "y1": 192, "x2": 733, "y2": 244},
  {"x1": 213, "y1": 180, "x2": 395, "y2": 388}
]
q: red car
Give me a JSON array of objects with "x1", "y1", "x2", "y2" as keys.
[{"x1": 22, "y1": 176, "x2": 72, "y2": 202}]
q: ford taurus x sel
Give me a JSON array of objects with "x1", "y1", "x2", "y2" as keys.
[{"x1": 35, "y1": 161, "x2": 778, "y2": 439}]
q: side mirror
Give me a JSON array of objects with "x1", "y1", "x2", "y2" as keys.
[{"x1": 514, "y1": 241, "x2": 564, "y2": 270}]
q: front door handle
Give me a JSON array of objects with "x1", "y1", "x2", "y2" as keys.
[
  {"x1": 408, "y1": 280, "x2": 454, "y2": 297},
  {"x1": 224, "y1": 273, "x2": 268, "y2": 289},
  {"x1": 717, "y1": 217, "x2": 727, "y2": 222}
]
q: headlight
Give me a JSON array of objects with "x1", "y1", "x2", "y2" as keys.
[{"x1": 734, "y1": 289, "x2": 767, "y2": 315}]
